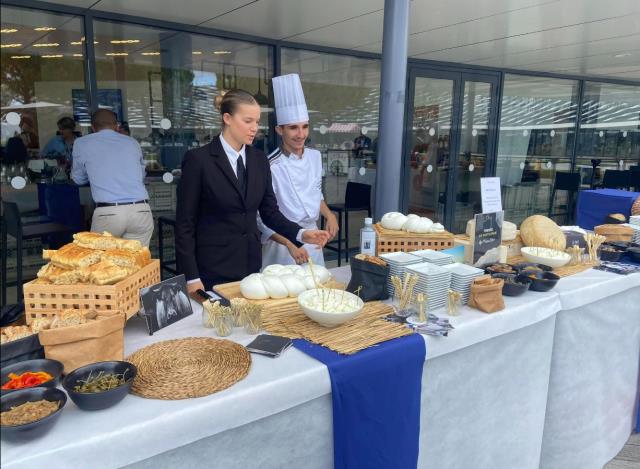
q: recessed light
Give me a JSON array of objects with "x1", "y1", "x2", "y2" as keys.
[
  {"x1": 110, "y1": 39, "x2": 140, "y2": 44},
  {"x1": 1, "y1": 29, "x2": 18, "y2": 33},
  {"x1": 1, "y1": 43, "x2": 22, "y2": 48},
  {"x1": 10, "y1": 55, "x2": 30, "y2": 59},
  {"x1": 192, "y1": 51, "x2": 202, "y2": 55},
  {"x1": 34, "y1": 27, "x2": 56, "y2": 31},
  {"x1": 33, "y1": 43, "x2": 59, "y2": 47},
  {"x1": 614, "y1": 53, "x2": 631, "y2": 58},
  {"x1": 106, "y1": 52, "x2": 128, "y2": 56},
  {"x1": 73, "y1": 53, "x2": 83, "y2": 57},
  {"x1": 213, "y1": 50, "x2": 231, "y2": 55},
  {"x1": 141, "y1": 52, "x2": 160, "y2": 56},
  {"x1": 70, "y1": 41, "x2": 82, "y2": 45},
  {"x1": 42, "y1": 54, "x2": 63, "y2": 58}
]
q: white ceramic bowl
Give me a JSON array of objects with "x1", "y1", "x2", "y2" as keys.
[
  {"x1": 521, "y1": 246, "x2": 571, "y2": 268},
  {"x1": 297, "y1": 289, "x2": 364, "y2": 327}
]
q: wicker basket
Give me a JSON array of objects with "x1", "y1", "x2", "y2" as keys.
[
  {"x1": 374, "y1": 223, "x2": 454, "y2": 255},
  {"x1": 23, "y1": 260, "x2": 160, "y2": 324}
]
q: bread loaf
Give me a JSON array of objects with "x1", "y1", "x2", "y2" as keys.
[
  {"x1": 594, "y1": 224, "x2": 633, "y2": 242},
  {"x1": 520, "y1": 215, "x2": 566, "y2": 250}
]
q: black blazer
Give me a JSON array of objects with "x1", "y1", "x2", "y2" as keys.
[{"x1": 175, "y1": 135, "x2": 302, "y2": 286}]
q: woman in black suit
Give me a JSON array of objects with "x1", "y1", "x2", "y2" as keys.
[{"x1": 176, "y1": 90, "x2": 330, "y2": 294}]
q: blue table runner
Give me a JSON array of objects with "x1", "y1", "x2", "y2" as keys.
[{"x1": 293, "y1": 334, "x2": 426, "y2": 469}]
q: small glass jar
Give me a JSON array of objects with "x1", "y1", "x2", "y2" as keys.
[
  {"x1": 244, "y1": 307, "x2": 262, "y2": 335},
  {"x1": 214, "y1": 310, "x2": 234, "y2": 337}
]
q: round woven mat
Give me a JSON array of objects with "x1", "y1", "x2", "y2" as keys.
[{"x1": 126, "y1": 337, "x2": 251, "y2": 400}]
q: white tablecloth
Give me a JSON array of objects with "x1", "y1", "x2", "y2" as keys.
[{"x1": 2, "y1": 268, "x2": 639, "y2": 469}]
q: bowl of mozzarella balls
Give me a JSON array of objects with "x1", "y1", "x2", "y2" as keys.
[{"x1": 297, "y1": 289, "x2": 364, "y2": 327}]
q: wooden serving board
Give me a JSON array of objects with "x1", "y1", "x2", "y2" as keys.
[
  {"x1": 374, "y1": 223, "x2": 454, "y2": 239},
  {"x1": 507, "y1": 255, "x2": 596, "y2": 278},
  {"x1": 213, "y1": 278, "x2": 346, "y2": 309}
]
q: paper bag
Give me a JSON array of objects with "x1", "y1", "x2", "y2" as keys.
[
  {"x1": 38, "y1": 313, "x2": 125, "y2": 373},
  {"x1": 468, "y1": 275, "x2": 505, "y2": 314}
]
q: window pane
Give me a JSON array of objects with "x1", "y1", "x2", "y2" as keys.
[
  {"x1": 575, "y1": 82, "x2": 640, "y2": 187},
  {"x1": 496, "y1": 74, "x2": 579, "y2": 225},
  {"x1": 281, "y1": 49, "x2": 380, "y2": 206},
  {"x1": 1, "y1": 5, "x2": 87, "y2": 287},
  {"x1": 94, "y1": 19, "x2": 273, "y2": 171}
]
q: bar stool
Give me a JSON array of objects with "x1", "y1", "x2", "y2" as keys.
[
  {"x1": 323, "y1": 182, "x2": 371, "y2": 266},
  {"x1": 548, "y1": 172, "x2": 581, "y2": 225},
  {"x1": 1, "y1": 201, "x2": 75, "y2": 305},
  {"x1": 158, "y1": 215, "x2": 177, "y2": 277}
]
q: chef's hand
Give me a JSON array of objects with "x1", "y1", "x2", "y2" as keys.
[
  {"x1": 325, "y1": 214, "x2": 339, "y2": 240},
  {"x1": 288, "y1": 244, "x2": 310, "y2": 265},
  {"x1": 302, "y1": 229, "x2": 331, "y2": 248},
  {"x1": 187, "y1": 280, "x2": 205, "y2": 301}
]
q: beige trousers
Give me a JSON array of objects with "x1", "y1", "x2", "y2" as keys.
[{"x1": 91, "y1": 203, "x2": 154, "y2": 246}]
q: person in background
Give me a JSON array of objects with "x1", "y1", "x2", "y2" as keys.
[
  {"x1": 71, "y1": 109, "x2": 154, "y2": 246},
  {"x1": 18, "y1": 115, "x2": 39, "y2": 150},
  {"x1": 258, "y1": 73, "x2": 338, "y2": 267},
  {"x1": 41, "y1": 116, "x2": 78, "y2": 166},
  {"x1": 175, "y1": 89, "x2": 331, "y2": 293},
  {"x1": 353, "y1": 130, "x2": 372, "y2": 158}
]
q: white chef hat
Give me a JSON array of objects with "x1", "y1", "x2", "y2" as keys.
[{"x1": 272, "y1": 73, "x2": 309, "y2": 126}]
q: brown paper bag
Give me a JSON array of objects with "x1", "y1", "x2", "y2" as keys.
[
  {"x1": 468, "y1": 275, "x2": 505, "y2": 313},
  {"x1": 38, "y1": 313, "x2": 125, "y2": 373}
]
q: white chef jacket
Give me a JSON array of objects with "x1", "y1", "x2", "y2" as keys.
[{"x1": 257, "y1": 146, "x2": 325, "y2": 268}]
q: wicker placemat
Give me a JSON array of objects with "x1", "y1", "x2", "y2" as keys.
[
  {"x1": 508, "y1": 255, "x2": 596, "y2": 277},
  {"x1": 126, "y1": 337, "x2": 251, "y2": 400},
  {"x1": 262, "y1": 301, "x2": 413, "y2": 355}
]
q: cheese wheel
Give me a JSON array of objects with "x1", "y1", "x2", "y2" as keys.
[{"x1": 520, "y1": 215, "x2": 566, "y2": 250}]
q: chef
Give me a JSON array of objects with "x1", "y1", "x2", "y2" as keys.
[{"x1": 258, "y1": 74, "x2": 339, "y2": 268}]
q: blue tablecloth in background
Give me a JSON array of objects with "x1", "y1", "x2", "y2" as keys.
[
  {"x1": 294, "y1": 334, "x2": 426, "y2": 469},
  {"x1": 576, "y1": 189, "x2": 640, "y2": 230}
]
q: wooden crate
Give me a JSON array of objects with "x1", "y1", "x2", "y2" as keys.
[
  {"x1": 23, "y1": 260, "x2": 161, "y2": 324},
  {"x1": 374, "y1": 223, "x2": 454, "y2": 255}
]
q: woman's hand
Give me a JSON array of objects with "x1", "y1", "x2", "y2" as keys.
[{"x1": 288, "y1": 244, "x2": 310, "y2": 264}]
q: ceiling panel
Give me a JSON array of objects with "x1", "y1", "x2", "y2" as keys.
[
  {"x1": 287, "y1": 11, "x2": 383, "y2": 49},
  {"x1": 200, "y1": 0, "x2": 383, "y2": 40},
  {"x1": 91, "y1": 0, "x2": 254, "y2": 26}
]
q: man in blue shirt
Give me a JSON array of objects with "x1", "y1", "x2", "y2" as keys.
[{"x1": 71, "y1": 109, "x2": 154, "y2": 246}]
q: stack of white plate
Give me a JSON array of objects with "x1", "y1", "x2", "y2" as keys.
[
  {"x1": 380, "y1": 252, "x2": 423, "y2": 296},
  {"x1": 406, "y1": 262, "x2": 452, "y2": 311},
  {"x1": 410, "y1": 249, "x2": 454, "y2": 266},
  {"x1": 629, "y1": 217, "x2": 640, "y2": 244},
  {"x1": 442, "y1": 263, "x2": 485, "y2": 305}
]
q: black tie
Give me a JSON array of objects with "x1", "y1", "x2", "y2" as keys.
[{"x1": 236, "y1": 156, "x2": 247, "y2": 198}]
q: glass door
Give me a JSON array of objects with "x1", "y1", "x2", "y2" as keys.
[{"x1": 404, "y1": 68, "x2": 499, "y2": 233}]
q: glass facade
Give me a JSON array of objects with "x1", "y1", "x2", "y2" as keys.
[
  {"x1": 575, "y1": 82, "x2": 640, "y2": 186},
  {"x1": 281, "y1": 48, "x2": 380, "y2": 205},
  {"x1": 2, "y1": 2, "x2": 639, "y2": 296},
  {"x1": 496, "y1": 75, "x2": 580, "y2": 225}
]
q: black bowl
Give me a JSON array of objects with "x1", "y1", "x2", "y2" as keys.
[
  {"x1": 514, "y1": 262, "x2": 553, "y2": 274},
  {"x1": 1, "y1": 359, "x2": 64, "y2": 395},
  {"x1": 599, "y1": 248, "x2": 623, "y2": 262},
  {"x1": 517, "y1": 271, "x2": 560, "y2": 292},
  {"x1": 62, "y1": 361, "x2": 136, "y2": 411},
  {"x1": 1, "y1": 387, "x2": 67, "y2": 442},
  {"x1": 491, "y1": 273, "x2": 532, "y2": 297},
  {"x1": 626, "y1": 247, "x2": 640, "y2": 263},
  {"x1": 483, "y1": 263, "x2": 518, "y2": 275}
]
